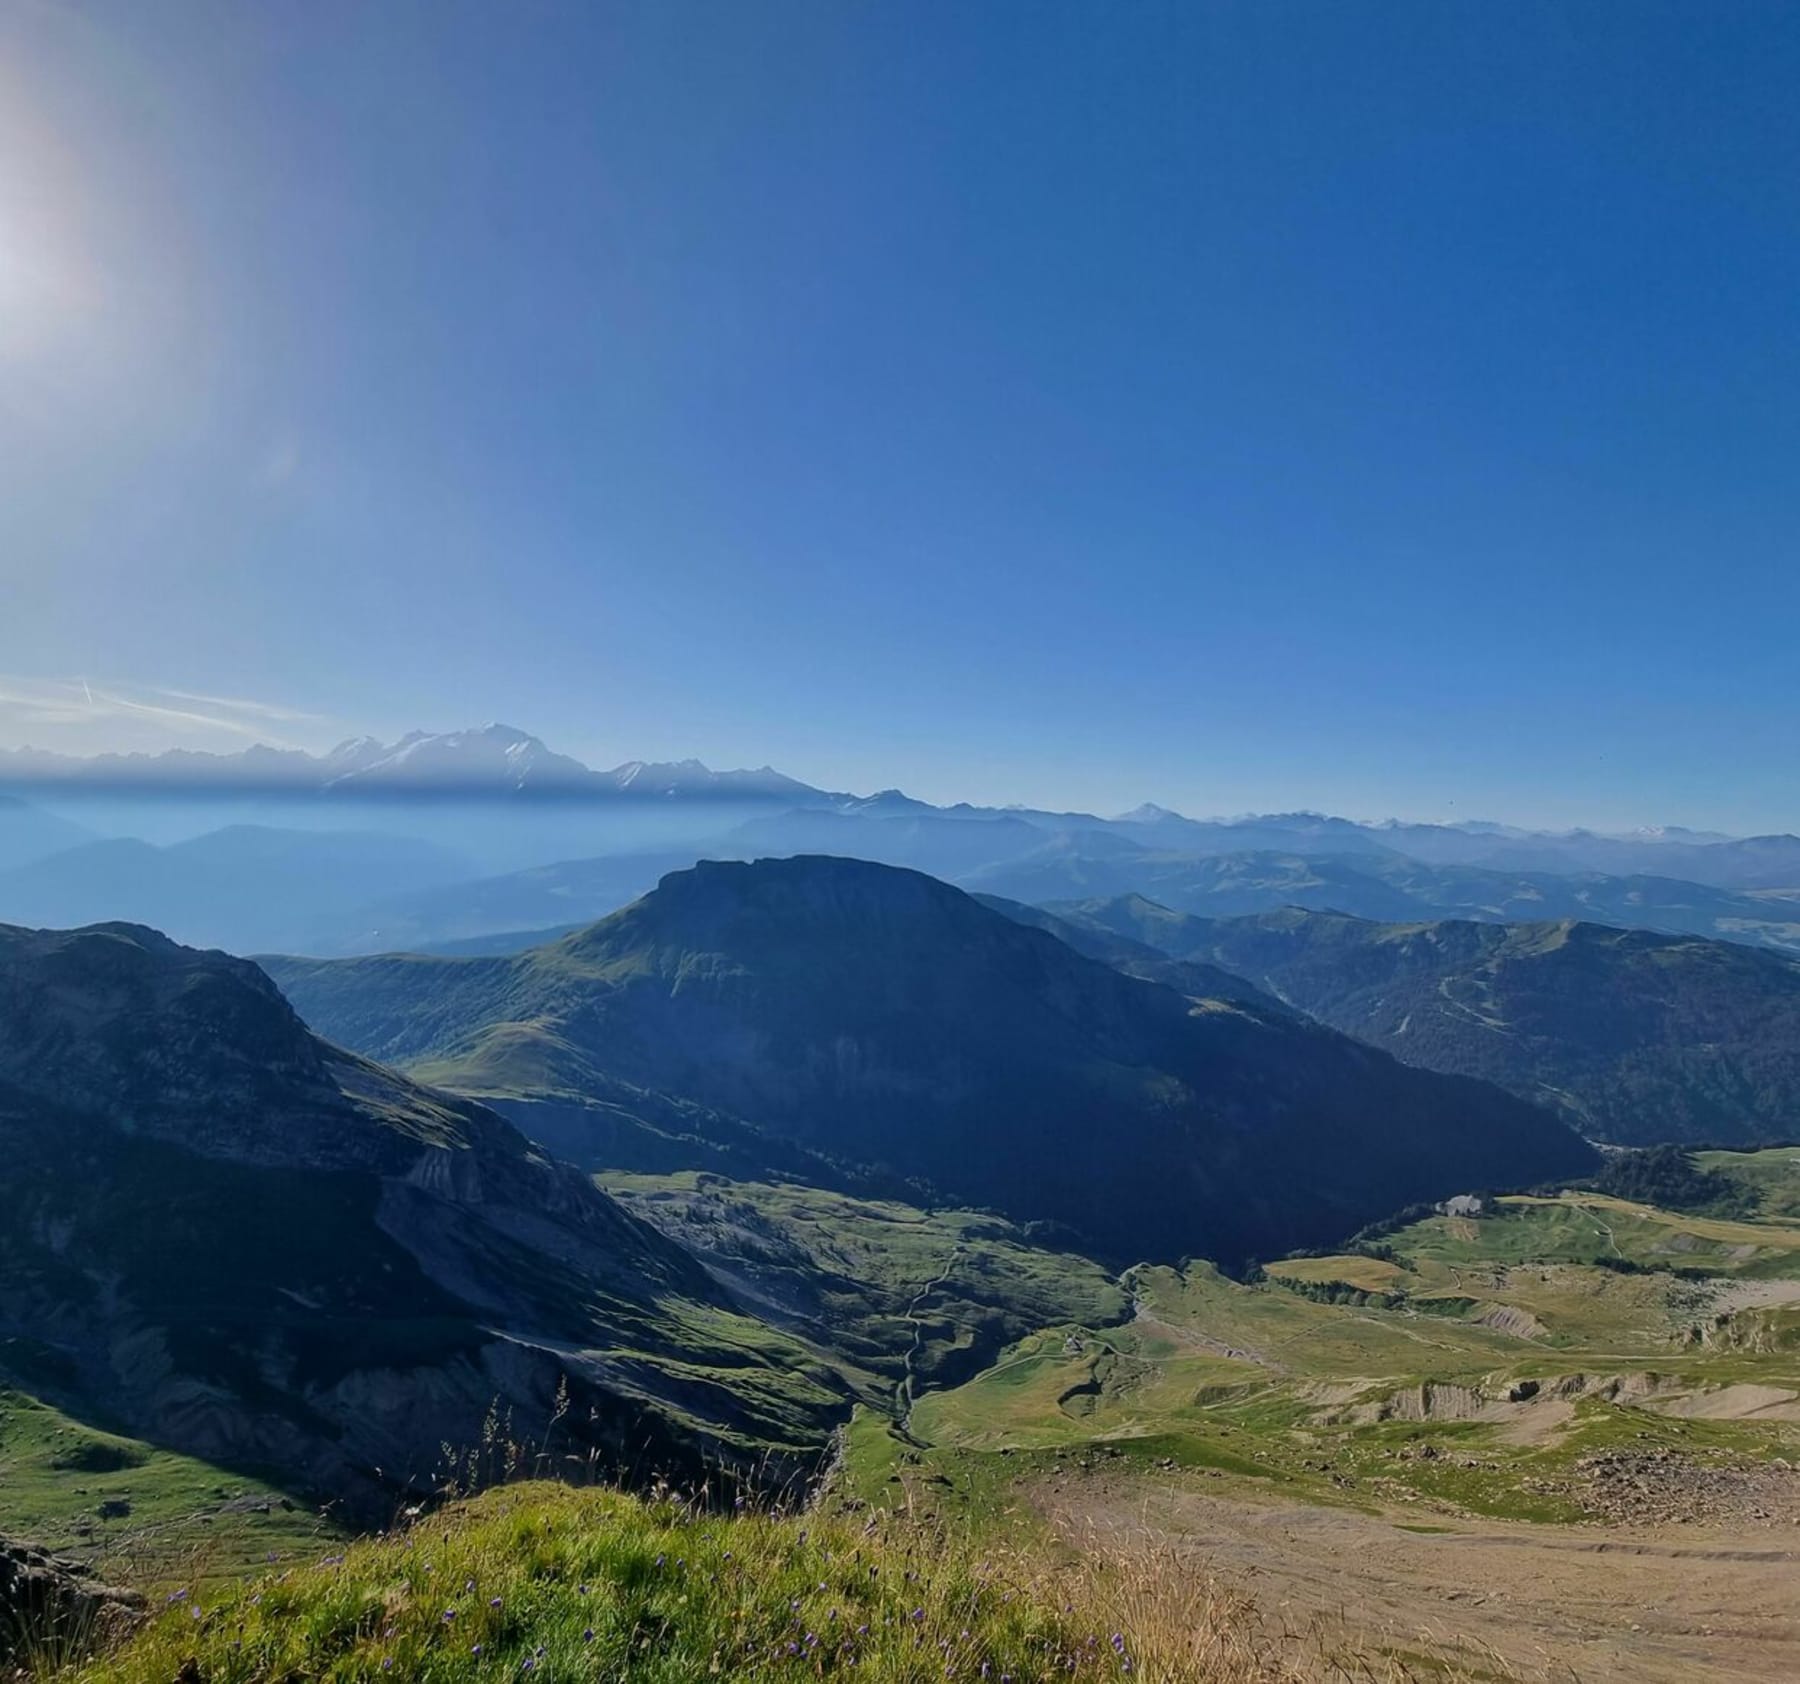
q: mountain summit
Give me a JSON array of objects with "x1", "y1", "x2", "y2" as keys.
[
  {"x1": 323, "y1": 723, "x2": 593, "y2": 792},
  {"x1": 269, "y1": 855, "x2": 1594, "y2": 1263}
]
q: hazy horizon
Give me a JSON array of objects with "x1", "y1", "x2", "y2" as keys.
[{"x1": 0, "y1": 722, "x2": 1776, "y2": 839}]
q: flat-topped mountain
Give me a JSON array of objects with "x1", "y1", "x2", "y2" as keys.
[
  {"x1": 267, "y1": 856, "x2": 1594, "y2": 1264},
  {"x1": 1059, "y1": 897, "x2": 1800, "y2": 1145},
  {"x1": 0, "y1": 922, "x2": 843, "y2": 1513}
]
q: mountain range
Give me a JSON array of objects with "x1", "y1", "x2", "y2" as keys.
[
  {"x1": 0, "y1": 920, "x2": 844, "y2": 1514},
  {"x1": 0, "y1": 724, "x2": 821, "y2": 801},
  {"x1": 5, "y1": 719, "x2": 1798, "y2": 887},
  {"x1": 4, "y1": 722, "x2": 1800, "y2": 967},
  {"x1": 286, "y1": 824, "x2": 1800, "y2": 961},
  {"x1": 1055, "y1": 897, "x2": 1800, "y2": 1147},
  {"x1": 265, "y1": 855, "x2": 1595, "y2": 1264}
]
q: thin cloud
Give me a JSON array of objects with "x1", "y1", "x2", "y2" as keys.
[
  {"x1": 146, "y1": 685, "x2": 326, "y2": 724},
  {"x1": 86, "y1": 685, "x2": 284, "y2": 742},
  {"x1": 0, "y1": 675, "x2": 329, "y2": 752}
]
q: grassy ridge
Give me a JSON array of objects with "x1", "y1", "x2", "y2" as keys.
[{"x1": 69, "y1": 1483, "x2": 1311, "y2": 1684}]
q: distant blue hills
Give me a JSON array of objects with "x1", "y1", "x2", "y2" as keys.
[{"x1": 0, "y1": 722, "x2": 1797, "y2": 960}]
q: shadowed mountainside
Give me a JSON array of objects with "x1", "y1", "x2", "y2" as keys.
[
  {"x1": 1059, "y1": 896, "x2": 1800, "y2": 1146},
  {"x1": 266, "y1": 856, "x2": 1595, "y2": 1265}
]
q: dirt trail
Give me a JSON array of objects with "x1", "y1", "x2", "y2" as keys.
[
  {"x1": 1033, "y1": 1474, "x2": 1800, "y2": 1683},
  {"x1": 895, "y1": 1243, "x2": 963, "y2": 1427}
]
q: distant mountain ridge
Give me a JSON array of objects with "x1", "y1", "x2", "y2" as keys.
[
  {"x1": 4, "y1": 724, "x2": 1795, "y2": 890},
  {"x1": 0, "y1": 794, "x2": 93, "y2": 872},
  {"x1": 6, "y1": 725, "x2": 1800, "y2": 961},
  {"x1": 0, "y1": 724, "x2": 825, "y2": 802},
  {"x1": 1057, "y1": 896, "x2": 1800, "y2": 1147},
  {"x1": 0, "y1": 825, "x2": 479, "y2": 952},
  {"x1": 300, "y1": 810, "x2": 1800, "y2": 960},
  {"x1": 265, "y1": 855, "x2": 1594, "y2": 1265}
]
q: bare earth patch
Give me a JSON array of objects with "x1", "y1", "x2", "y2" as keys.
[
  {"x1": 1708, "y1": 1277, "x2": 1800, "y2": 1315},
  {"x1": 1649, "y1": 1383, "x2": 1800, "y2": 1423},
  {"x1": 1031, "y1": 1466, "x2": 1800, "y2": 1683}
]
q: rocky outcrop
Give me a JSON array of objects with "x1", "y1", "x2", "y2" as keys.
[{"x1": 0, "y1": 1539, "x2": 142, "y2": 1670}]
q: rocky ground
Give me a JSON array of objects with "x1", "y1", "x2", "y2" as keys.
[{"x1": 1565, "y1": 1448, "x2": 1800, "y2": 1528}]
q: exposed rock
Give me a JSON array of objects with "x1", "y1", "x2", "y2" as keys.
[
  {"x1": 1571, "y1": 1451, "x2": 1800, "y2": 1528},
  {"x1": 0, "y1": 1538, "x2": 143, "y2": 1670}
]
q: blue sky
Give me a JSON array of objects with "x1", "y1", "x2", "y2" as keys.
[{"x1": 1, "y1": 1, "x2": 1796, "y2": 828}]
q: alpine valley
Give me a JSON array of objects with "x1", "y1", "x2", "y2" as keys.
[{"x1": 3, "y1": 731, "x2": 1800, "y2": 1682}]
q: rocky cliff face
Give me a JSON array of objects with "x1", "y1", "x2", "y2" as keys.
[{"x1": 0, "y1": 923, "x2": 845, "y2": 1517}]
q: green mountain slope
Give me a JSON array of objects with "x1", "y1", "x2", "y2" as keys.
[
  {"x1": 1062, "y1": 898, "x2": 1800, "y2": 1146},
  {"x1": 266, "y1": 856, "x2": 1594, "y2": 1266},
  {"x1": 0, "y1": 922, "x2": 845, "y2": 1520}
]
